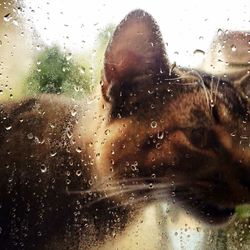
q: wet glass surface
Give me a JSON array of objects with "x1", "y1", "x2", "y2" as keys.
[{"x1": 0, "y1": 1, "x2": 250, "y2": 249}]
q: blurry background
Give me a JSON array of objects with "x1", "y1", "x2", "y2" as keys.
[
  {"x1": 1, "y1": 0, "x2": 249, "y2": 100},
  {"x1": 1, "y1": 0, "x2": 250, "y2": 249}
]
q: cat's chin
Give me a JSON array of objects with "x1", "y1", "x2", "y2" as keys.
[{"x1": 184, "y1": 201, "x2": 235, "y2": 225}]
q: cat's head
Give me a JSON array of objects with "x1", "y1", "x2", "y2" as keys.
[{"x1": 95, "y1": 10, "x2": 250, "y2": 224}]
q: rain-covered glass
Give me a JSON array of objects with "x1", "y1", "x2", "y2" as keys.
[{"x1": 0, "y1": 0, "x2": 250, "y2": 249}]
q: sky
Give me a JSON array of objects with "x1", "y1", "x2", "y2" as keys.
[{"x1": 23, "y1": 0, "x2": 250, "y2": 67}]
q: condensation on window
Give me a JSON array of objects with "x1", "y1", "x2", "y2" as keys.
[{"x1": 0, "y1": 0, "x2": 250, "y2": 249}]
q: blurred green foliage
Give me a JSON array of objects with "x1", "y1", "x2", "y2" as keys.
[
  {"x1": 24, "y1": 24, "x2": 115, "y2": 98},
  {"x1": 236, "y1": 204, "x2": 250, "y2": 218},
  {"x1": 24, "y1": 46, "x2": 93, "y2": 98}
]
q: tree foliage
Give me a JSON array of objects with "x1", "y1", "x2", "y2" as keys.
[
  {"x1": 24, "y1": 24, "x2": 115, "y2": 98},
  {"x1": 25, "y1": 46, "x2": 93, "y2": 98}
]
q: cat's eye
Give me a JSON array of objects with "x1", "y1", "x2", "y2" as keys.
[
  {"x1": 143, "y1": 133, "x2": 164, "y2": 150},
  {"x1": 190, "y1": 127, "x2": 209, "y2": 149},
  {"x1": 190, "y1": 128, "x2": 220, "y2": 151}
]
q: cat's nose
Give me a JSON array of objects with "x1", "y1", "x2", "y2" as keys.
[
  {"x1": 218, "y1": 145, "x2": 250, "y2": 204},
  {"x1": 237, "y1": 161, "x2": 250, "y2": 189}
]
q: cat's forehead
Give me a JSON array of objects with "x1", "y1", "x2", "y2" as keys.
[
  {"x1": 161, "y1": 88, "x2": 212, "y2": 127},
  {"x1": 130, "y1": 81, "x2": 211, "y2": 129},
  {"x1": 135, "y1": 74, "x2": 247, "y2": 129}
]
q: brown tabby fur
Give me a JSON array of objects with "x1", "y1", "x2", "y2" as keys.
[{"x1": 0, "y1": 10, "x2": 250, "y2": 249}]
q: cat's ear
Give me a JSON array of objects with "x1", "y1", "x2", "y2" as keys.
[{"x1": 101, "y1": 9, "x2": 170, "y2": 103}]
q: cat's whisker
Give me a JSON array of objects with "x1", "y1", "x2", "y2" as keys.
[
  {"x1": 91, "y1": 171, "x2": 120, "y2": 190},
  {"x1": 214, "y1": 77, "x2": 220, "y2": 105},
  {"x1": 67, "y1": 180, "x2": 180, "y2": 208},
  {"x1": 209, "y1": 76, "x2": 219, "y2": 107},
  {"x1": 191, "y1": 70, "x2": 211, "y2": 109},
  {"x1": 210, "y1": 76, "x2": 214, "y2": 103},
  {"x1": 164, "y1": 71, "x2": 198, "y2": 83},
  {"x1": 172, "y1": 82, "x2": 199, "y2": 86},
  {"x1": 117, "y1": 196, "x2": 154, "y2": 208},
  {"x1": 92, "y1": 181, "x2": 185, "y2": 207},
  {"x1": 108, "y1": 191, "x2": 163, "y2": 209},
  {"x1": 86, "y1": 185, "x2": 147, "y2": 207},
  {"x1": 93, "y1": 176, "x2": 179, "y2": 190},
  {"x1": 112, "y1": 188, "x2": 176, "y2": 209}
]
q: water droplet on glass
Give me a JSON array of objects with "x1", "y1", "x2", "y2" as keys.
[
  {"x1": 231, "y1": 45, "x2": 237, "y2": 52},
  {"x1": 66, "y1": 130, "x2": 73, "y2": 139},
  {"x1": 76, "y1": 147, "x2": 82, "y2": 153},
  {"x1": 76, "y1": 170, "x2": 82, "y2": 176},
  {"x1": 157, "y1": 131, "x2": 165, "y2": 140},
  {"x1": 34, "y1": 136, "x2": 45, "y2": 144},
  {"x1": 193, "y1": 49, "x2": 205, "y2": 56},
  {"x1": 210, "y1": 99, "x2": 215, "y2": 107},
  {"x1": 5, "y1": 125, "x2": 12, "y2": 131},
  {"x1": 148, "y1": 89, "x2": 154, "y2": 94},
  {"x1": 79, "y1": 66, "x2": 85, "y2": 74},
  {"x1": 74, "y1": 85, "x2": 80, "y2": 92},
  {"x1": 66, "y1": 53, "x2": 72, "y2": 61},
  {"x1": 3, "y1": 13, "x2": 12, "y2": 22},
  {"x1": 27, "y1": 133, "x2": 33, "y2": 140},
  {"x1": 217, "y1": 29, "x2": 223, "y2": 36},
  {"x1": 151, "y1": 121, "x2": 157, "y2": 128},
  {"x1": 40, "y1": 164, "x2": 47, "y2": 173},
  {"x1": 71, "y1": 109, "x2": 77, "y2": 117},
  {"x1": 50, "y1": 151, "x2": 57, "y2": 157},
  {"x1": 230, "y1": 131, "x2": 236, "y2": 137},
  {"x1": 105, "y1": 129, "x2": 110, "y2": 135},
  {"x1": 131, "y1": 162, "x2": 138, "y2": 171}
]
